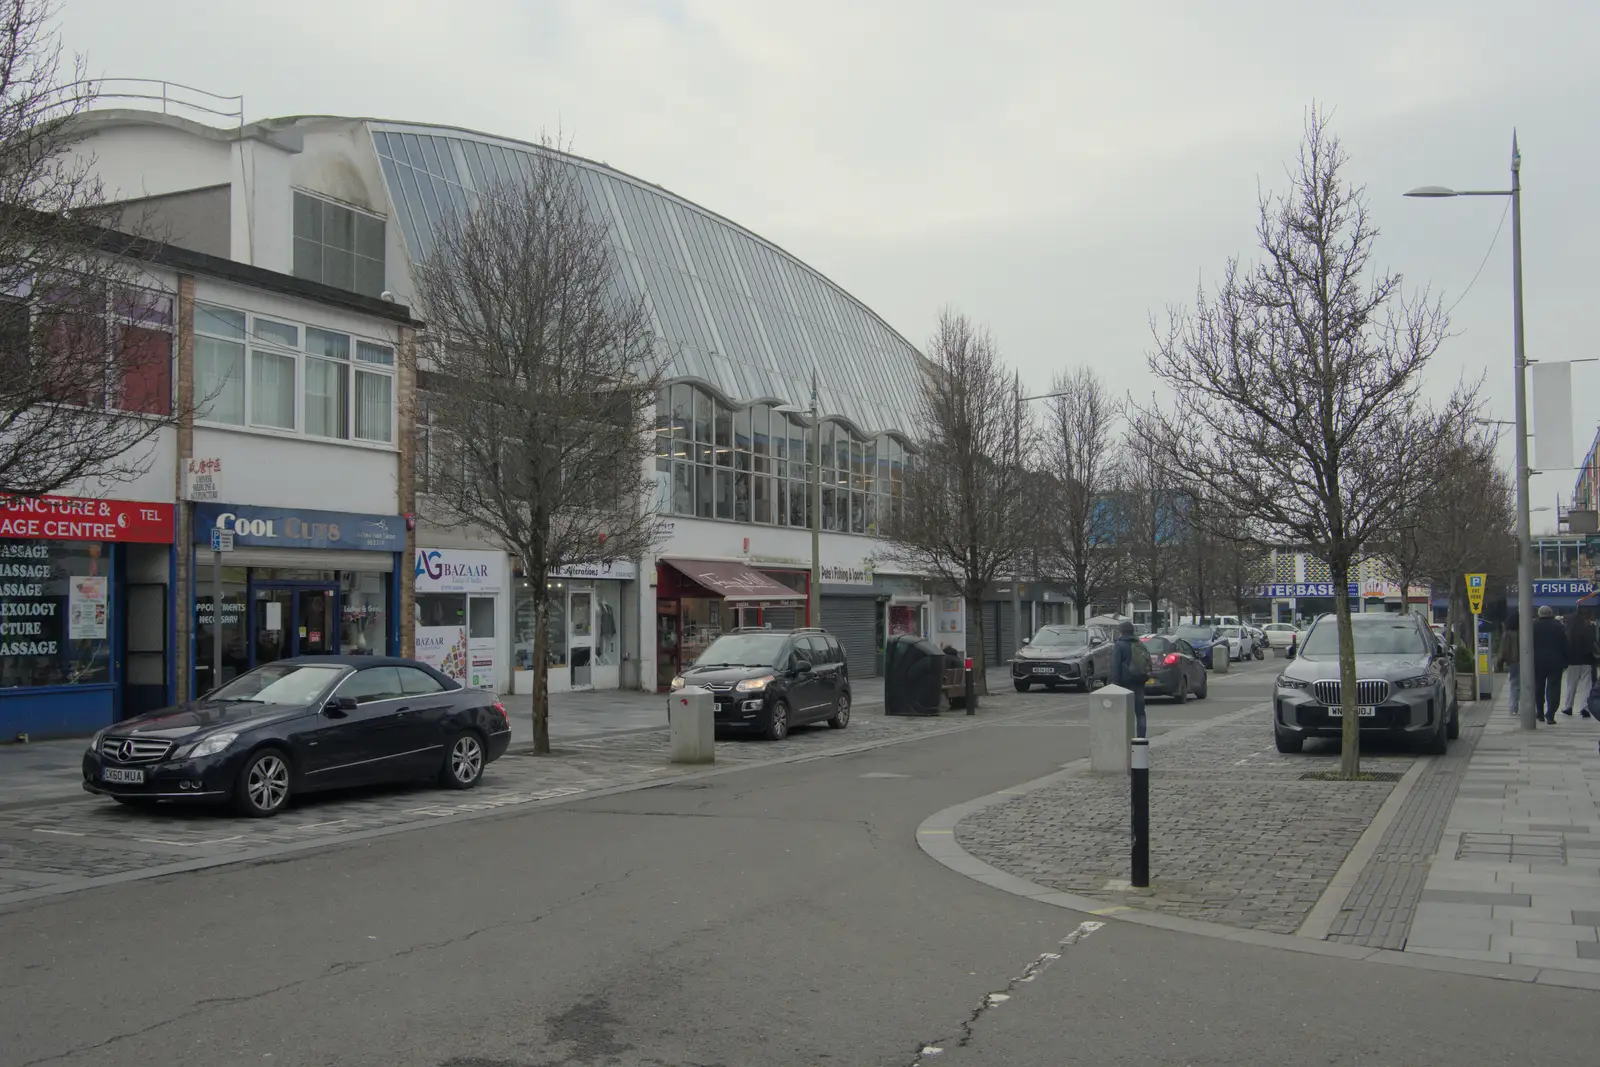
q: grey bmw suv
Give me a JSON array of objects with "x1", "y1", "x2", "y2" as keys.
[{"x1": 1273, "y1": 613, "x2": 1457, "y2": 754}]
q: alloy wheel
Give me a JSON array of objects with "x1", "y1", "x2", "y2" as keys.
[
  {"x1": 451, "y1": 735, "x2": 484, "y2": 784},
  {"x1": 246, "y1": 754, "x2": 289, "y2": 813},
  {"x1": 830, "y1": 693, "x2": 851, "y2": 728},
  {"x1": 768, "y1": 702, "x2": 789, "y2": 740}
]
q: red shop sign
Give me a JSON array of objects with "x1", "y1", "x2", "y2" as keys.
[{"x1": 0, "y1": 494, "x2": 175, "y2": 543}]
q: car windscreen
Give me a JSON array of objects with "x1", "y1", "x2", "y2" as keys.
[
  {"x1": 1301, "y1": 620, "x2": 1429, "y2": 657},
  {"x1": 1174, "y1": 628, "x2": 1213, "y2": 643},
  {"x1": 1030, "y1": 627, "x2": 1087, "y2": 648},
  {"x1": 211, "y1": 663, "x2": 347, "y2": 705},
  {"x1": 693, "y1": 633, "x2": 788, "y2": 668},
  {"x1": 1141, "y1": 636, "x2": 1172, "y2": 654}
]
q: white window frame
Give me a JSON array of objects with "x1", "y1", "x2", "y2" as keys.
[{"x1": 192, "y1": 299, "x2": 398, "y2": 449}]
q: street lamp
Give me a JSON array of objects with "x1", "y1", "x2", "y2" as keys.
[
  {"x1": 1012, "y1": 382, "x2": 1074, "y2": 648},
  {"x1": 1406, "y1": 133, "x2": 1534, "y2": 730},
  {"x1": 775, "y1": 397, "x2": 823, "y2": 628}
]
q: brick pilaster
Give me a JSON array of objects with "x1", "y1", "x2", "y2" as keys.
[{"x1": 396, "y1": 326, "x2": 417, "y2": 657}]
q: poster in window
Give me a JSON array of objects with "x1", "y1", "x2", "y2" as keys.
[
  {"x1": 68, "y1": 576, "x2": 108, "y2": 640},
  {"x1": 416, "y1": 624, "x2": 468, "y2": 683}
]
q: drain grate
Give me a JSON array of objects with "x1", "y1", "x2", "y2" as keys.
[
  {"x1": 1297, "y1": 770, "x2": 1405, "y2": 782},
  {"x1": 1456, "y1": 832, "x2": 1566, "y2": 863}
]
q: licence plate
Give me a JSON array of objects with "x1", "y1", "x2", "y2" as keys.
[
  {"x1": 1031, "y1": 667, "x2": 1055, "y2": 675},
  {"x1": 102, "y1": 767, "x2": 145, "y2": 784},
  {"x1": 1145, "y1": 677, "x2": 1159, "y2": 686},
  {"x1": 1325, "y1": 706, "x2": 1378, "y2": 718}
]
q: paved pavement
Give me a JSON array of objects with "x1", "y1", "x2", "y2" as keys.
[
  {"x1": 1401, "y1": 694, "x2": 1600, "y2": 974},
  {"x1": 4, "y1": 657, "x2": 1594, "y2": 1067},
  {"x1": 954, "y1": 701, "x2": 1417, "y2": 933}
]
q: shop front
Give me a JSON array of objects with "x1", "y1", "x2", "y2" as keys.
[
  {"x1": 191, "y1": 503, "x2": 403, "y2": 694},
  {"x1": 0, "y1": 494, "x2": 176, "y2": 738},
  {"x1": 514, "y1": 560, "x2": 635, "y2": 695},
  {"x1": 653, "y1": 558, "x2": 807, "y2": 691},
  {"x1": 414, "y1": 547, "x2": 505, "y2": 691}
]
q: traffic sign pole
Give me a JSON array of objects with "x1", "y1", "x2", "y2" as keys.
[{"x1": 1466, "y1": 574, "x2": 1488, "y2": 705}]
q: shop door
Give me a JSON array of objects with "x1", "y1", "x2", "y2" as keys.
[
  {"x1": 569, "y1": 590, "x2": 593, "y2": 689},
  {"x1": 253, "y1": 585, "x2": 339, "y2": 665}
]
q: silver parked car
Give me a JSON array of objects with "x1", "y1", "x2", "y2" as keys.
[{"x1": 1273, "y1": 613, "x2": 1457, "y2": 754}]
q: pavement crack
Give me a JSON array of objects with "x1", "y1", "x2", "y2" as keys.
[
  {"x1": 906, "y1": 921, "x2": 1103, "y2": 1065},
  {"x1": 12, "y1": 868, "x2": 638, "y2": 1067}
]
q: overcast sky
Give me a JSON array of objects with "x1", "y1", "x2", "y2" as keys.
[{"x1": 60, "y1": 0, "x2": 1598, "y2": 532}]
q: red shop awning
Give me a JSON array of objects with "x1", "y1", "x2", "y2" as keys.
[{"x1": 662, "y1": 558, "x2": 806, "y2": 602}]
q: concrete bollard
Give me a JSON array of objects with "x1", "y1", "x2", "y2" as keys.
[
  {"x1": 1212, "y1": 651, "x2": 1230, "y2": 674},
  {"x1": 669, "y1": 686, "x2": 715, "y2": 764},
  {"x1": 1090, "y1": 684, "x2": 1135, "y2": 775}
]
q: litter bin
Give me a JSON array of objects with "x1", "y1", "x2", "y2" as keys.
[{"x1": 885, "y1": 634, "x2": 944, "y2": 716}]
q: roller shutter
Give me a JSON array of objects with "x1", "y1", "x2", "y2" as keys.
[{"x1": 822, "y1": 596, "x2": 880, "y2": 678}]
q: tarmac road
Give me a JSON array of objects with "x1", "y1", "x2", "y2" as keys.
[{"x1": 3, "y1": 660, "x2": 1588, "y2": 1067}]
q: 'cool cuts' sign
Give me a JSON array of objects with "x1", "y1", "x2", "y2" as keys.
[{"x1": 194, "y1": 504, "x2": 405, "y2": 552}]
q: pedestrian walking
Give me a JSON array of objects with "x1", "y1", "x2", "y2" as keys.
[
  {"x1": 1558, "y1": 608, "x2": 1597, "y2": 718},
  {"x1": 1111, "y1": 620, "x2": 1150, "y2": 738},
  {"x1": 1532, "y1": 605, "x2": 1568, "y2": 725},
  {"x1": 1496, "y1": 611, "x2": 1520, "y2": 718}
]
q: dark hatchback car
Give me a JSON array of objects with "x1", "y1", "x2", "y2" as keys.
[
  {"x1": 1138, "y1": 635, "x2": 1208, "y2": 702},
  {"x1": 1011, "y1": 623, "x2": 1114, "y2": 692},
  {"x1": 671, "y1": 628, "x2": 851, "y2": 740},
  {"x1": 1172, "y1": 625, "x2": 1223, "y2": 669},
  {"x1": 83, "y1": 656, "x2": 512, "y2": 817}
]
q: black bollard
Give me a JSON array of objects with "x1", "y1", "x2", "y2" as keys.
[
  {"x1": 1131, "y1": 736, "x2": 1150, "y2": 888},
  {"x1": 964, "y1": 657, "x2": 976, "y2": 715}
]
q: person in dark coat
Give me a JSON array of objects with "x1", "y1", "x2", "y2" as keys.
[
  {"x1": 1531, "y1": 605, "x2": 1568, "y2": 725},
  {"x1": 1559, "y1": 608, "x2": 1597, "y2": 718},
  {"x1": 1110, "y1": 619, "x2": 1147, "y2": 738}
]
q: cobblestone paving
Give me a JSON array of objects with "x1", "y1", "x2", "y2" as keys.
[
  {"x1": 1325, "y1": 699, "x2": 1492, "y2": 948},
  {"x1": 955, "y1": 710, "x2": 1417, "y2": 933},
  {"x1": 0, "y1": 703, "x2": 1017, "y2": 904}
]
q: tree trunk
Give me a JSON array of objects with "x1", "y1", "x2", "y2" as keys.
[
  {"x1": 531, "y1": 590, "x2": 552, "y2": 755},
  {"x1": 965, "y1": 584, "x2": 989, "y2": 696},
  {"x1": 1330, "y1": 558, "x2": 1361, "y2": 779}
]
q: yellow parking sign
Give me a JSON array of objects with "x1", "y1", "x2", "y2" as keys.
[{"x1": 1466, "y1": 573, "x2": 1487, "y2": 616}]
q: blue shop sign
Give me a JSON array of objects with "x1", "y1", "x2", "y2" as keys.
[
  {"x1": 193, "y1": 503, "x2": 405, "y2": 553},
  {"x1": 1257, "y1": 582, "x2": 1362, "y2": 598},
  {"x1": 1531, "y1": 579, "x2": 1594, "y2": 597}
]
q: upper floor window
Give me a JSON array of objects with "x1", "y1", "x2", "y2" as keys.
[
  {"x1": 194, "y1": 301, "x2": 395, "y2": 445},
  {"x1": 24, "y1": 282, "x2": 174, "y2": 417},
  {"x1": 293, "y1": 192, "x2": 386, "y2": 298},
  {"x1": 653, "y1": 384, "x2": 905, "y2": 533}
]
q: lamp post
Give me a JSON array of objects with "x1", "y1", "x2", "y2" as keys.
[
  {"x1": 1013, "y1": 380, "x2": 1073, "y2": 650},
  {"x1": 1407, "y1": 132, "x2": 1534, "y2": 730},
  {"x1": 775, "y1": 396, "x2": 823, "y2": 628}
]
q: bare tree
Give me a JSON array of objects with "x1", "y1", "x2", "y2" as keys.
[
  {"x1": 0, "y1": 0, "x2": 182, "y2": 495},
  {"x1": 1041, "y1": 365, "x2": 1121, "y2": 623},
  {"x1": 879, "y1": 310, "x2": 1036, "y2": 693},
  {"x1": 413, "y1": 140, "x2": 667, "y2": 754},
  {"x1": 1173, "y1": 493, "x2": 1256, "y2": 622},
  {"x1": 1417, "y1": 425, "x2": 1515, "y2": 642},
  {"x1": 1116, "y1": 421, "x2": 1186, "y2": 631},
  {"x1": 1141, "y1": 108, "x2": 1461, "y2": 778}
]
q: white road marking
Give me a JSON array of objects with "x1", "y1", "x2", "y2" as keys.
[{"x1": 32, "y1": 828, "x2": 84, "y2": 837}]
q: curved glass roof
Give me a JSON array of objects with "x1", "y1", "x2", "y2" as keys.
[{"x1": 367, "y1": 122, "x2": 925, "y2": 437}]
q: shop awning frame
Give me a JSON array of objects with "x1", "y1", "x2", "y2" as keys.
[{"x1": 661, "y1": 558, "x2": 806, "y2": 602}]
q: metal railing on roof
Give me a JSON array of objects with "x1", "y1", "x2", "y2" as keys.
[{"x1": 64, "y1": 78, "x2": 243, "y2": 129}]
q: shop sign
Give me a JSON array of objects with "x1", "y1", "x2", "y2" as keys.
[
  {"x1": 1256, "y1": 582, "x2": 1362, "y2": 598},
  {"x1": 821, "y1": 564, "x2": 874, "y2": 586},
  {"x1": 550, "y1": 560, "x2": 637, "y2": 580},
  {"x1": 1530, "y1": 579, "x2": 1594, "y2": 597},
  {"x1": 183, "y1": 457, "x2": 224, "y2": 502},
  {"x1": 415, "y1": 549, "x2": 504, "y2": 594},
  {"x1": 194, "y1": 504, "x2": 405, "y2": 552},
  {"x1": 0, "y1": 494, "x2": 174, "y2": 543},
  {"x1": 415, "y1": 625, "x2": 467, "y2": 683}
]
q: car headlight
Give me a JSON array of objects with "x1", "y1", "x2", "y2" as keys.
[
  {"x1": 86, "y1": 727, "x2": 108, "y2": 755},
  {"x1": 184, "y1": 732, "x2": 240, "y2": 759},
  {"x1": 736, "y1": 674, "x2": 774, "y2": 692},
  {"x1": 670, "y1": 676, "x2": 685, "y2": 691},
  {"x1": 1276, "y1": 676, "x2": 1309, "y2": 690},
  {"x1": 1395, "y1": 673, "x2": 1435, "y2": 690}
]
